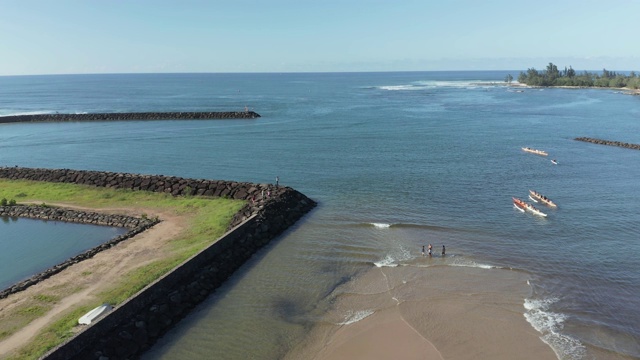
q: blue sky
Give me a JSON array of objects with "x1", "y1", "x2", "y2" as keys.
[{"x1": 1, "y1": 0, "x2": 638, "y2": 75}]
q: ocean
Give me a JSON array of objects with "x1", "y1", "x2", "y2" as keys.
[{"x1": 0, "y1": 72, "x2": 638, "y2": 359}]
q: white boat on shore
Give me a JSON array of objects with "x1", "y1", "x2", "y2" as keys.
[{"x1": 78, "y1": 303, "x2": 113, "y2": 325}]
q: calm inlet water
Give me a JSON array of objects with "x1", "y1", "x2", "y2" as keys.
[
  {"x1": 0, "y1": 216, "x2": 127, "y2": 290},
  {"x1": 0, "y1": 72, "x2": 639, "y2": 359}
]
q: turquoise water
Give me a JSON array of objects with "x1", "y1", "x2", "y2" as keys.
[
  {"x1": 0, "y1": 72, "x2": 639, "y2": 359},
  {"x1": 0, "y1": 216, "x2": 127, "y2": 290}
]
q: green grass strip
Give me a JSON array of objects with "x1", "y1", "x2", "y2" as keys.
[{"x1": 0, "y1": 179, "x2": 245, "y2": 359}]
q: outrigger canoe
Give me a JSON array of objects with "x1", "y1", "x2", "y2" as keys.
[
  {"x1": 529, "y1": 190, "x2": 557, "y2": 208},
  {"x1": 513, "y1": 197, "x2": 547, "y2": 217},
  {"x1": 522, "y1": 147, "x2": 548, "y2": 156},
  {"x1": 513, "y1": 197, "x2": 527, "y2": 211}
]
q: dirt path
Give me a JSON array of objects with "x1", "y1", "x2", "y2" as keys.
[{"x1": 0, "y1": 203, "x2": 187, "y2": 357}]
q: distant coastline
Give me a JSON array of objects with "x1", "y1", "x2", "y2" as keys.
[
  {"x1": 508, "y1": 82, "x2": 640, "y2": 96},
  {"x1": 505, "y1": 62, "x2": 639, "y2": 93},
  {"x1": 0, "y1": 111, "x2": 261, "y2": 123}
]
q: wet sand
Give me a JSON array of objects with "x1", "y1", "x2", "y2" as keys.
[{"x1": 286, "y1": 264, "x2": 557, "y2": 360}]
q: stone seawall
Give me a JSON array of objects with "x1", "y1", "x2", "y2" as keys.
[
  {"x1": 0, "y1": 206, "x2": 158, "y2": 300},
  {"x1": 0, "y1": 111, "x2": 260, "y2": 123},
  {"x1": 574, "y1": 137, "x2": 640, "y2": 150},
  {"x1": 0, "y1": 167, "x2": 316, "y2": 359}
]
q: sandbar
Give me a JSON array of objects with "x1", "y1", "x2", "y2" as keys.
[{"x1": 286, "y1": 265, "x2": 557, "y2": 360}]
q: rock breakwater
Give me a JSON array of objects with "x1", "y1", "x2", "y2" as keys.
[
  {"x1": 575, "y1": 137, "x2": 640, "y2": 150},
  {"x1": 0, "y1": 167, "x2": 316, "y2": 359},
  {"x1": 0, "y1": 111, "x2": 260, "y2": 124}
]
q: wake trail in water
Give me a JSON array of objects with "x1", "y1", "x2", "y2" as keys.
[{"x1": 356, "y1": 222, "x2": 454, "y2": 232}]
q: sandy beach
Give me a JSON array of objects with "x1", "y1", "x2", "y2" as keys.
[
  {"x1": 0, "y1": 203, "x2": 187, "y2": 358},
  {"x1": 286, "y1": 265, "x2": 557, "y2": 360},
  {"x1": 509, "y1": 82, "x2": 640, "y2": 95}
]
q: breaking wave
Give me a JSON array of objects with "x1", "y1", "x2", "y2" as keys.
[
  {"x1": 373, "y1": 246, "x2": 412, "y2": 268},
  {"x1": 374, "y1": 80, "x2": 502, "y2": 91},
  {"x1": 337, "y1": 309, "x2": 375, "y2": 325},
  {"x1": 524, "y1": 297, "x2": 586, "y2": 360},
  {"x1": 370, "y1": 222, "x2": 391, "y2": 228}
]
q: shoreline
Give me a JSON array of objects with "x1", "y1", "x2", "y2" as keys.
[
  {"x1": 285, "y1": 265, "x2": 557, "y2": 360},
  {"x1": 508, "y1": 82, "x2": 640, "y2": 95}
]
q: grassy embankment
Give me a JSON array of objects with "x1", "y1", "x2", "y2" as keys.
[{"x1": 0, "y1": 179, "x2": 245, "y2": 359}]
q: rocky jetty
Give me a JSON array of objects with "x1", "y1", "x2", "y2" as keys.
[
  {"x1": 0, "y1": 111, "x2": 260, "y2": 124},
  {"x1": 0, "y1": 167, "x2": 316, "y2": 360},
  {"x1": 574, "y1": 137, "x2": 640, "y2": 150}
]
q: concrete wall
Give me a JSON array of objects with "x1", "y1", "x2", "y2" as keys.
[
  {"x1": 45, "y1": 215, "x2": 265, "y2": 360},
  {"x1": 0, "y1": 167, "x2": 316, "y2": 360}
]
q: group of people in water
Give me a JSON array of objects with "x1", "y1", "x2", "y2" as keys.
[{"x1": 422, "y1": 243, "x2": 445, "y2": 257}]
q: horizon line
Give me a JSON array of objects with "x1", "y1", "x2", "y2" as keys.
[{"x1": 2, "y1": 68, "x2": 637, "y2": 78}]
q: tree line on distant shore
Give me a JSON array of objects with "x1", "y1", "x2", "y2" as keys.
[{"x1": 507, "y1": 62, "x2": 640, "y2": 89}]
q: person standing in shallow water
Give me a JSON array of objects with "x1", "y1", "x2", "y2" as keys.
[
  {"x1": 442, "y1": 245, "x2": 446, "y2": 256},
  {"x1": 421, "y1": 245, "x2": 425, "y2": 256},
  {"x1": 428, "y1": 244, "x2": 432, "y2": 257},
  {"x1": 276, "y1": 176, "x2": 279, "y2": 186}
]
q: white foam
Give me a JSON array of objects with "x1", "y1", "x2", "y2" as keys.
[
  {"x1": 400, "y1": 246, "x2": 412, "y2": 259},
  {"x1": 414, "y1": 80, "x2": 499, "y2": 88},
  {"x1": 374, "y1": 255, "x2": 398, "y2": 267},
  {"x1": 377, "y1": 85, "x2": 427, "y2": 91},
  {"x1": 0, "y1": 110, "x2": 54, "y2": 117},
  {"x1": 0, "y1": 110, "x2": 92, "y2": 117},
  {"x1": 404, "y1": 264, "x2": 433, "y2": 268},
  {"x1": 371, "y1": 222, "x2": 391, "y2": 228},
  {"x1": 523, "y1": 297, "x2": 586, "y2": 360},
  {"x1": 338, "y1": 309, "x2": 374, "y2": 325},
  {"x1": 373, "y1": 246, "x2": 412, "y2": 268},
  {"x1": 523, "y1": 298, "x2": 565, "y2": 332},
  {"x1": 449, "y1": 260, "x2": 498, "y2": 270},
  {"x1": 375, "y1": 80, "x2": 502, "y2": 92}
]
